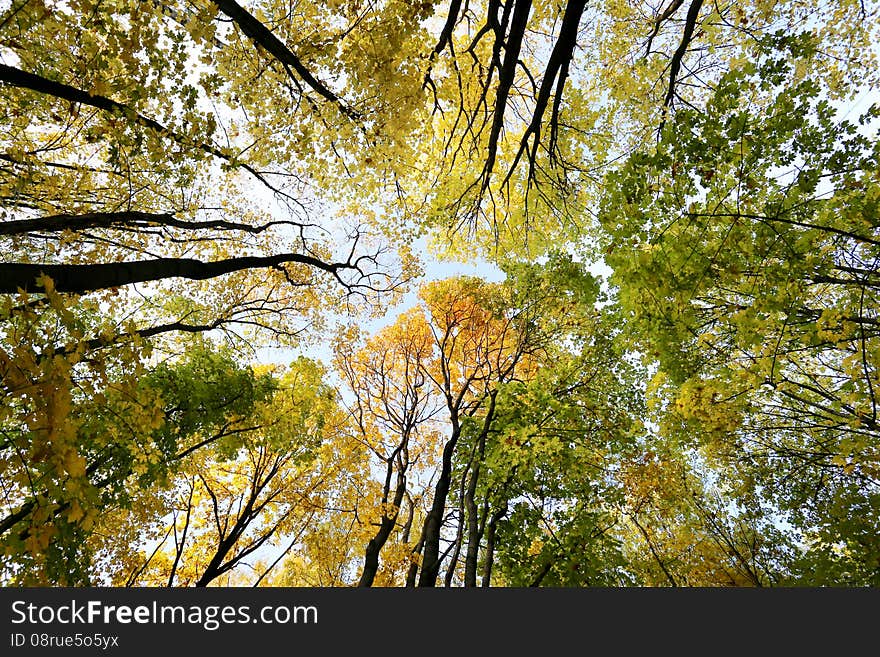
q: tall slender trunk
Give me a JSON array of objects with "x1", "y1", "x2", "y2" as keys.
[
  {"x1": 357, "y1": 468, "x2": 406, "y2": 587},
  {"x1": 444, "y1": 469, "x2": 469, "y2": 587},
  {"x1": 405, "y1": 535, "x2": 424, "y2": 587},
  {"x1": 481, "y1": 502, "x2": 508, "y2": 587},
  {"x1": 463, "y1": 449, "x2": 484, "y2": 587},
  {"x1": 464, "y1": 393, "x2": 496, "y2": 586},
  {"x1": 416, "y1": 425, "x2": 460, "y2": 587}
]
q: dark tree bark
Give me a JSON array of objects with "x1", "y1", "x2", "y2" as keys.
[
  {"x1": 357, "y1": 466, "x2": 407, "y2": 587},
  {"x1": 482, "y1": 0, "x2": 532, "y2": 183},
  {"x1": 481, "y1": 502, "x2": 508, "y2": 587},
  {"x1": 463, "y1": 393, "x2": 497, "y2": 586},
  {"x1": 0, "y1": 252, "x2": 344, "y2": 294},
  {"x1": 194, "y1": 453, "x2": 288, "y2": 587},
  {"x1": 405, "y1": 537, "x2": 423, "y2": 587},
  {"x1": 463, "y1": 460, "x2": 484, "y2": 587},
  {"x1": 416, "y1": 423, "x2": 461, "y2": 587},
  {"x1": 661, "y1": 0, "x2": 704, "y2": 113},
  {"x1": 0, "y1": 63, "x2": 281, "y2": 194},
  {"x1": 0, "y1": 210, "x2": 294, "y2": 236},
  {"x1": 209, "y1": 0, "x2": 356, "y2": 119},
  {"x1": 443, "y1": 465, "x2": 470, "y2": 587},
  {"x1": 503, "y1": 0, "x2": 588, "y2": 184}
]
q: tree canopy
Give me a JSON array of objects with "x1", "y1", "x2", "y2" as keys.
[{"x1": 1, "y1": 0, "x2": 878, "y2": 586}]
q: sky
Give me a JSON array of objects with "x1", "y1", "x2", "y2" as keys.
[{"x1": 254, "y1": 234, "x2": 506, "y2": 368}]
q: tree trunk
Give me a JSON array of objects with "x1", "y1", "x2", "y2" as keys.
[
  {"x1": 464, "y1": 394, "x2": 495, "y2": 586},
  {"x1": 463, "y1": 457, "x2": 483, "y2": 587},
  {"x1": 416, "y1": 427, "x2": 459, "y2": 587},
  {"x1": 357, "y1": 468, "x2": 406, "y2": 587},
  {"x1": 0, "y1": 253, "x2": 339, "y2": 294},
  {"x1": 481, "y1": 502, "x2": 508, "y2": 587}
]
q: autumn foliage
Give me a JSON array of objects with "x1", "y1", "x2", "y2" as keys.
[{"x1": 1, "y1": 0, "x2": 878, "y2": 586}]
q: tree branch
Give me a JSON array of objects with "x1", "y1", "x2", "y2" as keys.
[
  {"x1": 0, "y1": 63, "x2": 286, "y2": 198},
  {"x1": 660, "y1": 0, "x2": 704, "y2": 126},
  {"x1": 0, "y1": 252, "x2": 349, "y2": 294},
  {"x1": 0, "y1": 210, "x2": 303, "y2": 237},
  {"x1": 209, "y1": 0, "x2": 358, "y2": 119}
]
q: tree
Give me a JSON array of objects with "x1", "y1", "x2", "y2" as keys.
[
  {"x1": 95, "y1": 357, "x2": 350, "y2": 587},
  {"x1": 3, "y1": 0, "x2": 878, "y2": 587},
  {"x1": 385, "y1": 0, "x2": 877, "y2": 258},
  {"x1": 407, "y1": 273, "x2": 553, "y2": 586},
  {"x1": 0, "y1": 0, "x2": 407, "y2": 583},
  {"x1": 1, "y1": 0, "x2": 407, "y2": 354},
  {"x1": 600, "y1": 49, "x2": 880, "y2": 584},
  {"x1": 335, "y1": 312, "x2": 444, "y2": 587},
  {"x1": 325, "y1": 258, "x2": 645, "y2": 587},
  {"x1": 618, "y1": 443, "x2": 797, "y2": 586},
  {"x1": 445, "y1": 264, "x2": 644, "y2": 587},
  {"x1": 1, "y1": 337, "x2": 274, "y2": 584}
]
